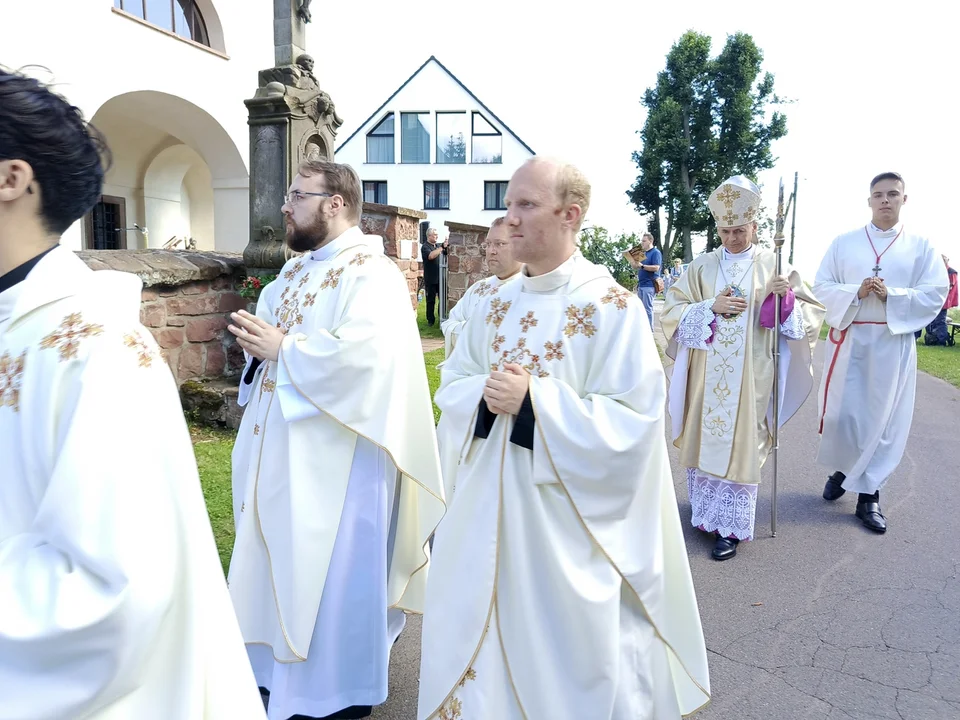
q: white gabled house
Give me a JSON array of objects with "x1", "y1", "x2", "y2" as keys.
[{"x1": 334, "y1": 56, "x2": 535, "y2": 244}]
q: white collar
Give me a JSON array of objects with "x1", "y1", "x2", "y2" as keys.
[
  {"x1": 868, "y1": 221, "x2": 903, "y2": 236},
  {"x1": 521, "y1": 251, "x2": 580, "y2": 293},
  {"x1": 722, "y1": 245, "x2": 756, "y2": 261},
  {"x1": 309, "y1": 225, "x2": 366, "y2": 261}
]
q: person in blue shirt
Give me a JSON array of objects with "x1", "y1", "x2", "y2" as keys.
[{"x1": 636, "y1": 232, "x2": 662, "y2": 329}]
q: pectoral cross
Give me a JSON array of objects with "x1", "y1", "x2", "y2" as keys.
[{"x1": 872, "y1": 264, "x2": 882, "y2": 277}]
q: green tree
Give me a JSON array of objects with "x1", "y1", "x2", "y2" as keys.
[
  {"x1": 628, "y1": 31, "x2": 789, "y2": 258},
  {"x1": 442, "y1": 133, "x2": 466, "y2": 163},
  {"x1": 578, "y1": 226, "x2": 639, "y2": 290}
]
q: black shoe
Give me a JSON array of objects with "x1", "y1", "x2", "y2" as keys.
[
  {"x1": 712, "y1": 536, "x2": 740, "y2": 561},
  {"x1": 288, "y1": 708, "x2": 373, "y2": 720},
  {"x1": 856, "y1": 501, "x2": 887, "y2": 533},
  {"x1": 823, "y1": 471, "x2": 846, "y2": 501}
]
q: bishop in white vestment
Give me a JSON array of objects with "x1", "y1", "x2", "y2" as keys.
[
  {"x1": 815, "y1": 172, "x2": 948, "y2": 533},
  {"x1": 662, "y1": 176, "x2": 825, "y2": 560},
  {"x1": 419, "y1": 158, "x2": 710, "y2": 720},
  {"x1": 0, "y1": 68, "x2": 264, "y2": 720},
  {"x1": 227, "y1": 161, "x2": 445, "y2": 720},
  {"x1": 440, "y1": 216, "x2": 521, "y2": 358}
]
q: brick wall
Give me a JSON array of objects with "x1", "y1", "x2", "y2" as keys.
[
  {"x1": 361, "y1": 202, "x2": 426, "y2": 308},
  {"x1": 77, "y1": 250, "x2": 246, "y2": 385},
  {"x1": 444, "y1": 221, "x2": 490, "y2": 310}
]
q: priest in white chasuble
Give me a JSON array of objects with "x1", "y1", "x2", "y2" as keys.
[
  {"x1": 662, "y1": 176, "x2": 825, "y2": 561},
  {"x1": 227, "y1": 160, "x2": 445, "y2": 720},
  {"x1": 815, "y1": 172, "x2": 948, "y2": 533},
  {"x1": 0, "y1": 68, "x2": 264, "y2": 719},
  {"x1": 440, "y1": 216, "x2": 521, "y2": 359},
  {"x1": 418, "y1": 157, "x2": 710, "y2": 720}
]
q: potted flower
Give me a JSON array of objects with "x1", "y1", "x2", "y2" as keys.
[{"x1": 238, "y1": 274, "x2": 276, "y2": 314}]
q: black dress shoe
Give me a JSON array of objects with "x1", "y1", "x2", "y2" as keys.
[
  {"x1": 712, "y1": 536, "x2": 740, "y2": 561},
  {"x1": 856, "y1": 501, "x2": 887, "y2": 533},
  {"x1": 823, "y1": 471, "x2": 847, "y2": 501}
]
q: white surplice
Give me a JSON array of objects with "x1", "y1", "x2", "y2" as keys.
[
  {"x1": 814, "y1": 223, "x2": 948, "y2": 494},
  {"x1": 440, "y1": 271, "x2": 520, "y2": 358},
  {"x1": 229, "y1": 226, "x2": 446, "y2": 719},
  {"x1": 0, "y1": 246, "x2": 264, "y2": 720},
  {"x1": 418, "y1": 252, "x2": 710, "y2": 720}
]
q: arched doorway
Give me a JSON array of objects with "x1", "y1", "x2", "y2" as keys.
[{"x1": 84, "y1": 90, "x2": 248, "y2": 252}]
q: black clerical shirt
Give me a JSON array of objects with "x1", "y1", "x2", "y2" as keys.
[{"x1": 0, "y1": 245, "x2": 58, "y2": 295}]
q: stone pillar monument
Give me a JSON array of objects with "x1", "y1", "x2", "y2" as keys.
[{"x1": 243, "y1": 0, "x2": 343, "y2": 274}]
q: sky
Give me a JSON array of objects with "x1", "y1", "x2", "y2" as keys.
[{"x1": 310, "y1": 0, "x2": 956, "y2": 279}]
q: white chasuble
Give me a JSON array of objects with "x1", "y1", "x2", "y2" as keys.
[
  {"x1": 814, "y1": 224, "x2": 948, "y2": 494},
  {"x1": 0, "y1": 247, "x2": 264, "y2": 719},
  {"x1": 419, "y1": 252, "x2": 710, "y2": 720},
  {"x1": 440, "y1": 271, "x2": 520, "y2": 358},
  {"x1": 228, "y1": 226, "x2": 445, "y2": 718}
]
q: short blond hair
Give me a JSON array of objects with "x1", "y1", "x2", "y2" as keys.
[{"x1": 526, "y1": 157, "x2": 591, "y2": 232}]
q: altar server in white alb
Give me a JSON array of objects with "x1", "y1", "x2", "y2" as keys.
[
  {"x1": 815, "y1": 172, "x2": 948, "y2": 533},
  {"x1": 0, "y1": 68, "x2": 264, "y2": 719},
  {"x1": 227, "y1": 160, "x2": 445, "y2": 720},
  {"x1": 418, "y1": 157, "x2": 710, "y2": 720},
  {"x1": 662, "y1": 175, "x2": 824, "y2": 561},
  {"x1": 440, "y1": 215, "x2": 521, "y2": 358}
]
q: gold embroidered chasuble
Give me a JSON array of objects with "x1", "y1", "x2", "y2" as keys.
[
  {"x1": 0, "y1": 247, "x2": 264, "y2": 719},
  {"x1": 440, "y1": 271, "x2": 521, "y2": 358},
  {"x1": 228, "y1": 227, "x2": 446, "y2": 665},
  {"x1": 418, "y1": 253, "x2": 710, "y2": 720},
  {"x1": 661, "y1": 247, "x2": 824, "y2": 486}
]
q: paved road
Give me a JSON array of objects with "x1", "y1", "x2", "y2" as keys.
[{"x1": 374, "y1": 304, "x2": 960, "y2": 719}]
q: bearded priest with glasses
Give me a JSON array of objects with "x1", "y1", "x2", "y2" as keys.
[{"x1": 661, "y1": 175, "x2": 824, "y2": 561}]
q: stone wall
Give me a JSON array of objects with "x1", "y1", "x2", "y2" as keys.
[
  {"x1": 361, "y1": 202, "x2": 426, "y2": 308},
  {"x1": 77, "y1": 250, "x2": 247, "y2": 385},
  {"x1": 444, "y1": 221, "x2": 490, "y2": 310}
]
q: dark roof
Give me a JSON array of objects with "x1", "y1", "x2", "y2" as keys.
[{"x1": 335, "y1": 55, "x2": 535, "y2": 155}]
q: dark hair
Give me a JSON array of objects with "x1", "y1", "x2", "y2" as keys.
[
  {"x1": 490, "y1": 216, "x2": 506, "y2": 228},
  {"x1": 298, "y1": 160, "x2": 362, "y2": 223},
  {"x1": 0, "y1": 66, "x2": 111, "y2": 235},
  {"x1": 870, "y1": 171, "x2": 905, "y2": 191}
]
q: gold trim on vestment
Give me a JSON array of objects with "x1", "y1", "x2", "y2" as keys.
[
  {"x1": 278, "y1": 347, "x2": 446, "y2": 616},
  {"x1": 528, "y1": 389, "x2": 712, "y2": 711},
  {"x1": 250, "y1": 389, "x2": 307, "y2": 662},
  {"x1": 424, "y1": 428, "x2": 508, "y2": 720},
  {"x1": 495, "y1": 585, "x2": 529, "y2": 719}
]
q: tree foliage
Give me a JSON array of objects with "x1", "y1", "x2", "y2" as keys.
[
  {"x1": 627, "y1": 31, "x2": 789, "y2": 260},
  {"x1": 578, "y1": 226, "x2": 640, "y2": 290}
]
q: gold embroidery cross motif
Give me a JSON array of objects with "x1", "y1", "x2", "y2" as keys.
[
  {"x1": 321, "y1": 267, "x2": 345, "y2": 290},
  {"x1": 485, "y1": 298, "x2": 511, "y2": 327},
  {"x1": 544, "y1": 340, "x2": 565, "y2": 361},
  {"x1": 40, "y1": 312, "x2": 105, "y2": 361},
  {"x1": 0, "y1": 351, "x2": 26, "y2": 413},
  {"x1": 722, "y1": 210, "x2": 740, "y2": 225},
  {"x1": 349, "y1": 253, "x2": 372, "y2": 266},
  {"x1": 601, "y1": 285, "x2": 631, "y2": 310},
  {"x1": 716, "y1": 185, "x2": 741, "y2": 208},
  {"x1": 519, "y1": 310, "x2": 538, "y2": 333},
  {"x1": 123, "y1": 332, "x2": 154, "y2": 368},
  {"x1": 283, "y1": 261, "x2": 304, "y2": 281},
  {"x1": 563, "y1": 303, "x2": 597, "y2": 338}
]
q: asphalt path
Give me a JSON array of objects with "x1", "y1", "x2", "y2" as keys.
[{"x1": 372, "y1": 304, "x2": 960, "y2": 720}]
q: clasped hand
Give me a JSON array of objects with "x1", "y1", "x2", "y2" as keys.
[
  {"x1": 228, "y1": 310, "x2": 286, "y2": 362},
  {"x1": 858, "y1": 277, "x2": 887, "y2": 301},
  {"x1": 484, "y1": 363, "x2": 530, "y2": 415}
]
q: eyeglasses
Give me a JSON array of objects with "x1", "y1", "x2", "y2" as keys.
[
  {"x1": 481, "y1": 242, "x2": 510, "y2": 251},
  {"x1": 284, "y1": 190, "x2": 335, "y2": 205}
]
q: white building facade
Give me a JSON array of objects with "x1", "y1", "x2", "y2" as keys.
[
  {"x1": 5, "y1": 0, "x2": 272, "y2": 253},
  {"x1": 334, "y1": 56, "x2": 535, "y2": 237}
]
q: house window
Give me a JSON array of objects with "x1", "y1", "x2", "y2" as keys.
[
  {"x1": 424, "y1": 181, "x2": 450, "y2": 210},
  {"x1": 83, "y1": 196, "x2": 128, "y2": 250},
  {"x1": 484, "y1": 182, "x2": 508, "y2": 211},
  {"x1": 366, "y1": 114, "x2": 394, "y2": 164},
  {"x1": 401, "y1": 112, "x2": 430, "y2": 164},
  {"x1": 363, "y1": 181, "x2": 388, "y2": 205},
  {"x1": 114, "y1": 0, "x2": 210, "y2": 46},
  {"x1": 472, "y1": 112, "x2": 502, "y2": 164},
  {"x1": 436, "y1": 112, "x2": 468, "y2": 164}
]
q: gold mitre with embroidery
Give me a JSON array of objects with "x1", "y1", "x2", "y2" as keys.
[{"x1": 708, "y1": 175, "x2": 761, "y2": 228}]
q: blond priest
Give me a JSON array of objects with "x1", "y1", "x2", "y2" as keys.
[
  {"x1": 662, "y1": 175, "x2": 824, "y2": 561},
  {"x1": 227, "y1": 160, "x2": 445, "y2": 720},
  {"x1": 440, "y1": 216, "x2": 521, "y2": 358},
  {"x1": 0, "y1": 68, "x2": 264, "y2": 718},
  {"x1": 815, "y1": 172, "x2": 948, "y2": 533},
  {"x1": 418, "y1": 157, "x2": 710, "y2": 720}
]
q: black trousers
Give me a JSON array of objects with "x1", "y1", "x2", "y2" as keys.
[{"x1": 425, "y1": 282, "x2": 440, "y2": 325}]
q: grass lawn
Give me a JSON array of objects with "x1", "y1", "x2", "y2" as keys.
[
  {"x1": 423, "y1": 347, "x2": 444, "y2": 424},
  {"x1": 190, "y1": 423, "x2": 235, "y2": 576},
  {"x1": 417, "y1": 297, "x2": 443, "y2": 339}
]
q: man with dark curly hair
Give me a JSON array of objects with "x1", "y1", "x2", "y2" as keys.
[{"x1": 0, "y1": 67, "x2": 265, "y2": 718}]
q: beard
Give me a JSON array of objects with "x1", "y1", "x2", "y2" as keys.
[{"x1": 285, "y1": 212, "x2": 330, "y2": 253}]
